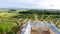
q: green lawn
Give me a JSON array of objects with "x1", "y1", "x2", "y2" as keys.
[
  {"x1": 0, "y1": 13, "x2": 18, "y2": 20},
  {"x1": 0, "y1": 22, "x2": 16, "y2": 32}
]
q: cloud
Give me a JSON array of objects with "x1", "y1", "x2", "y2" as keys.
[
  {"x1": 0, "y1": 0, "x2": 60, "y2": 9},
  {"x1": 38, "y1": 0, "x2": 60, "y2": 9}
]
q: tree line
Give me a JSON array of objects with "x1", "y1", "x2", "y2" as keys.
[{"x1": 19, "y1": 9, "x2": 60, "y2": 15}]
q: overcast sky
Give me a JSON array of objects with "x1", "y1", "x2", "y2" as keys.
[{"x1": 0, "y1": 0, "x2": 60, "y2": 9}]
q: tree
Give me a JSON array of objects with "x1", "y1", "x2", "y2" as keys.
[{"x1": 8, "y1": 9, "x2": 16, "y2": 13}]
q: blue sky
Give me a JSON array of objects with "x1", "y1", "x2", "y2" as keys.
[{"x1": 0, "y1": 0, "x2": 60, "y2": 9}]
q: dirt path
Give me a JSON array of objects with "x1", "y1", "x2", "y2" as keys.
[
  {"x1": 41, "y1": 14, "x2": 44, "y2": 20},
  {"x1": 46, "y1": 15, "x2": 51, "y2": 20},
  {"x1": 34, "y1": 15, "x2": 39, "y2": 21}
]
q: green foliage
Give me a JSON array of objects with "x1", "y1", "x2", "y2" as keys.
[
  {"x1": 19, "y1": 9, "x2": 60, "y2": 15},
  {"x1": 8, "y1": 9, "x2": 16, "y2": 13},
  {"x1": 0, "y1": 22, "x2": 15, "y2": 33},
  {"x1": 0, "y1": 9, "x2": 60, "y2": 34}
]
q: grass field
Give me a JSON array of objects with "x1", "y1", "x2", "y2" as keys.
[{"x1": 0, "y1": 21, "x2": 16, "y2": 32}]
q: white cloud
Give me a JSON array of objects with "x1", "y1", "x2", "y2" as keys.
[
  {"x1": 38, "y1": 0, "x2": 60, "y2": 9},
  {"x1": 0, "y1": 0, "x2": 60, "y2": 9}
]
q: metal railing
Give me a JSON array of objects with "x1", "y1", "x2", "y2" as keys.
[
  {"x1": 47, "y1": 23, "x2": 60, "y2": 34},
  {"x1": 21, "y1": 21, "x2": 31, "y2": 34}
]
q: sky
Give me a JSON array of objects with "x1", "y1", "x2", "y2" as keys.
[{"x1": 0, "y1": 0, "x2": 60, "y2": 9}]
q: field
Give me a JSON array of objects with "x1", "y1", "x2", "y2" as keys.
[{"x1": 0, "y1": 9, "x2": 60, "y2": 34}]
